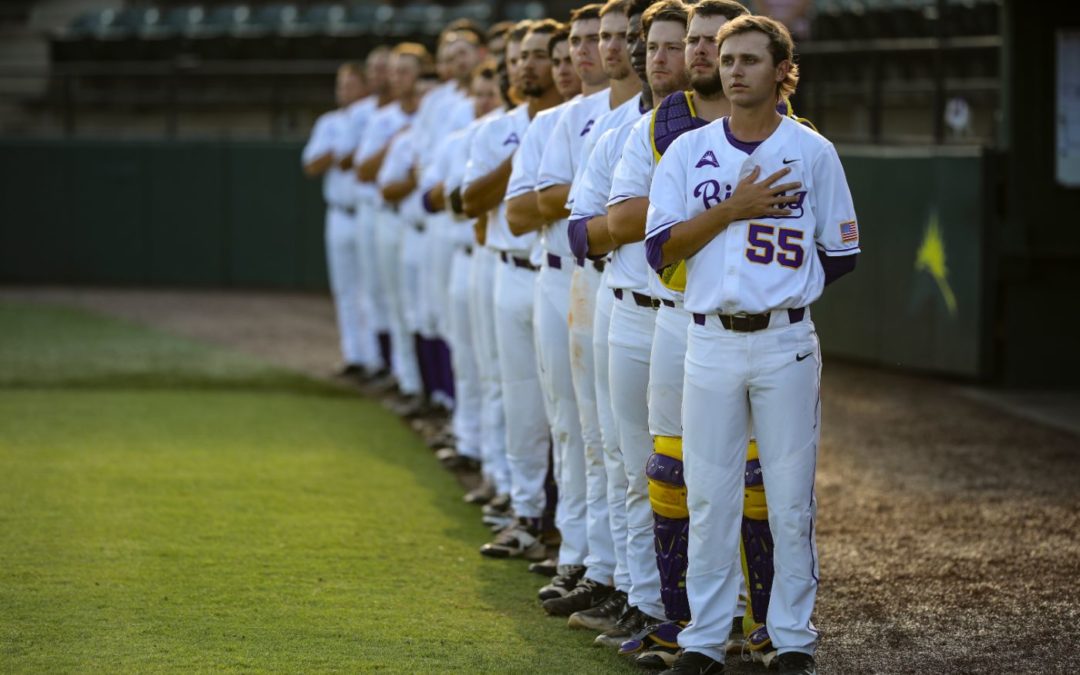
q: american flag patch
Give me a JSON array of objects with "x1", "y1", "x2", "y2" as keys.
[{"x1": 840, "y1": 220, "x2": 859, "y2": 243}]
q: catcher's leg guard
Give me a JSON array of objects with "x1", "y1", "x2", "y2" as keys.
[
  {"x1": 740, "y1": 439, "x2": 776, "y2": 658},
  {"x1": 647, "y1": 435, "x2": 690, "y2": 622}
]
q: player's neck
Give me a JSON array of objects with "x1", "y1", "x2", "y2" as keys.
[
  {"x1": 398, "y1": 91, "x2": 420, "y2": 114},
  {"x1": 691, "y1": 90, "x2": 730, "y2": 122},
  {"x1": 728, "y1": 102, "x2": 782, "y2": 142},
  {"x1": 609, "y1": 75, "x2": 638, "y2": 109},
  {"x1": 528, "y1": 86, "x2": 563, "y2": 119}
]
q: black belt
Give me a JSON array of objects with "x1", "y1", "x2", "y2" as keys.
[
  {"x1": 413, "y1": 221, "x2": 426, "y2": 232},
  {"x1": 335, "y1": 204, "x2": 356, "y2": 217},
  {"x1": 613, "y1": 288, "x2": 658, "y2": 310},
  {"x1": 463, "y1": 245, "x2": 473, "y2": 256},
  {"x1": 546, "y1": 253, "x2": 569, "y2": 270},
  {"x1": 575, "y1": 257, "x2": 606, "y2": 272},
  {"x1": 500, "y1": 251, "x2": 538, "y2": 271},
  {"x1": 692, "y1": 307, "x2": 805, "y2": 332},
  {"x1": 661, "y1": 299, "x2": 676, "y2": 308}
]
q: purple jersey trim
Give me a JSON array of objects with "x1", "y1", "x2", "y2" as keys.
[
  {"x1": 568, "y1": 216, "x2": 592, "y2": 259},
  {"x1": 723, "y1": 118, "x2": 763, "y2": 155},
  {"x1": 819, "y1": 249, "x2": 857, "y2": 286},
  {"x1": 646, "y1": 228, "x2": 673, "y2": 271}
]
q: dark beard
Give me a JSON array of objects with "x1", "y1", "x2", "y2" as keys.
[
  {"x1": 691, "y1": 71, "x2": 724, "y2": 97},
  {"x1": 522, "y1": 83, "x2": 546, "y2": 98}
]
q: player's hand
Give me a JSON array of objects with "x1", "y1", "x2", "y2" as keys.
[{"x1": 723, "y1": 166, "x2": 802, "y2": 221}]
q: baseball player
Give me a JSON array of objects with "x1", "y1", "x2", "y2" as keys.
[
  {"x1": 645, "y1": 15, "x2": 858, "y2": 675},
  {"x1": 419, "y1": 63, "x2": 505, "y2": 481},
  {"x1": 463, "y1": 21, "x2": 562, "y2": 560},
  {"x1": 529, "y1": 0, "x2": 649, "y2": 624},
  {"x1": 355, "y1": 44, "x2": 430, "y2": 414},
  {"x1": 560, "y1": 0, "x2": 693, "y2": 652},
  {"x1": 302, "y1": 62, "x2": 367, "y2": 379},
  {"x1": 504, "y1": 23, "x2": 588, "y2": 597}
]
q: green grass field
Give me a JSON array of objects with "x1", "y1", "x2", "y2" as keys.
[{"x1": 0, "y1": 302, "x2": 637, "y2": 673}]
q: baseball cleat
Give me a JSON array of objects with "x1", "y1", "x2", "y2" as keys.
[
  {"x1": 776, "y1": 652, "x2": 815, "y2": 675},
  {"x1": 620, "y1": 621, "x2": 683, "y2": 667},
  {"x1": 594, "y1": 605, "x2": 657, "y2": 648},
  {"x1": 537, "y1": 565, "x2": 585, "y2": 601},
  {"x1": 478, "y1": 518, "x2": 546, "y2": 561},
  {"x1": 565, "y1": 588, "x2": 626, "y2": 629},
  {"x1": 742, "y1": 624, "x2": 778, "y2": 667},
  {"x1": 527, "y1": 557, "x2": 559, "y2": 577},
  {"x1": 724, "y1": 617, "x2": 745, "y2": 654},
  {"x1": 542, "y1": 579, "x2": 615, "y2": 618},
  {"x1": 463, "y1": 480, "x2": 496, "y2": 505},
  {"x1": 659, "y1": 650, "x2": 724, "y2": 674}
]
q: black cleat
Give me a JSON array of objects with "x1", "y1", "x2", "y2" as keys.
[
  {"x1": 541, "y1": 578, "x2": 615, "y2": 618},
  {"x1": 777, "y1": 652, "x2": 816, "y2": 675},
  {"x1": 660, "y1": 650, "x2": 724, "y2": 674},
  {"x1": 527, "y1": 557, "x2": 559, "y2": 576},
  {"x1": 567, "y1": 589, "x2": 627, "y2": 630},
  {"x1": 593, "y1": 605, "x2": 658, "y2": 647},
  {"x1": 538, "y1": 565, "x2": 585, "y2": 601}
]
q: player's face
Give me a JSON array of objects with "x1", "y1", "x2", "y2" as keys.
[
  {"x1": 519, "y1": 31, "x2": 555, "y2": 98},
  {"x1": 505, "y1": 39, "x2": 524, "y2": 92},
  {"x1": 685, "y1": 14, "x2": 727, "y2": 96},
  {"x1": 599, "y1": 12, "x2": 631, "y2": 81},
  {"x1": 647, "y1": 20, "x2": 689, "y2": 102},
  {"x1": 436, "y1": 45, "x2": 452, "y2": 82},
  {"x1": 390, "y1": 54, "x2": 420, "y2": 98},
  {"x1": 335, "y1": 70, "x2": 363, "y2": 107},
  {"x1": 719, "y1": 30, "x2": 785, "y2": 108},
  {"x1": 366, "y1": 53, "x2": 390, "y2": 96},
  {"x1": 569, "y1": 18, "x2": 605, "y2": 87},
  {"x1": 447, "y1": 39, "x2": 481, "y2": 84},
  {"x1": 627, "y1": 13, "x2": 648, "y2": 84},
  {"x1": 471, "y1": 75, "x2": 502, "y2": 117},
  {"x1": 551, "y1": 40, "x2": 582, "y2": 100}
]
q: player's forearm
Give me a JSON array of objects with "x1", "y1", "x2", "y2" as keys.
[
  {"x1": 537, "y1": 185, "x2": 571, "y2": 221},
  {"x1": 474, "y1": 212, "x2": 488, "y2": 246},
  {"x1": 424, "y1": 185, "x2": 446, "y2": 213},
  {"x1": 658, "y1": 203, "x2": 736, "y2": 268},
  {"x1": 357, "y1": 144, "x2": 391, "y2": 182},
  {"x1": 338, "y1": 153, "x2": 354, "y2": 171},
  {"x1": 462, "y1": 158, "x2": 513, "y2": 217},
  {"x1": 506, "y1": 193, "x2": 547, "y2": 235},
  {"x1": 381, "y1": 176, "x2": 416, "y2": 204},
  {"x1": 586, "y1": 215, "x2": 618, "y2": 257},
  {"x1": 607, "y1": 198, "x2": 648, "y2": 246},
  {"x1": 304, "y1": 153, "x2": 334, "y2": 177}
]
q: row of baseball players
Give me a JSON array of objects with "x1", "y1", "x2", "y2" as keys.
[{"x1": 302, "y1": 2, "x2": 859, "y2": 673}]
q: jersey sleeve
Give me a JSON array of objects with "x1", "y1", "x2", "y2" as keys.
[
  {"x1": 302, "y1": 113, "x2": 335, "y2": 165},
  {"x1": 462, "y1": 118, "x2": 500, "y2": 191},
  {"x1": 376, "y1": 132, "x2": 413, "y2": 187},
  {"x1": 536, "y1": 106, "x2": 577, "y2": 191},
  {"x1": 568, "y1": 130, "x2": 617, "y2": 221},
  {"x1": 810, "y1": 142, "x2": 860, "y2": 256},
  {"x1": 506, "y1": 116, "x2": 548, "y2": 200},
  {"x1": 646, "y1": 135, "x2": 691, "y2": 241},
  {"x1": 608, "y1": 114, "x2": 654, "y2": 206}
]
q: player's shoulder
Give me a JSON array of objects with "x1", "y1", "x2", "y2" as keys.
[
  {"x1": 663, "y1": 117, "x2": 721, "y2": 161},
  {"x1": 779, "y1": 115, "x2": 834, "y2": 159}
]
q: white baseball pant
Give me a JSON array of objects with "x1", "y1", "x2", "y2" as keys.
[
  {"x1": 374, "y1": 206, "x2": 421, "y2": 396},
  {"x1": 592, "y1": 273, "x2": 630, "y2": 593},
  {"x1": 493, "y1": 256, "x2": 550, "y2": 520},
  {"x1": 448, "y1": 246, "x2": 481, "y2": 461},
  {"x1": 679, "y1": 312, "x2": 821, "y2": 662},
  {"x1": 355, "y1": 199, "x2": 387, "y2": 371},
  {"x1": 470, "y1": 247, "x2": 511, "y2": 496},
  {"x1": 534, "y1": 257, "x2": 588, "y2": 567},
  {"x1": 608, "y1": 292, "x2": 664, "y2": 620},
  {"x1": 568, "y1": 263, "x2": 618, "y2": 587},
  {"x1": 325, "y1": 205, "x2": 372, "y2": 367}
]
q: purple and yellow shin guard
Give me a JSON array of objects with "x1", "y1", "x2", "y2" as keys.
[
  {"x1": 646, "y1": 435, "x2": 691, "y2": 622},
  {"x1": 741, "y1": 440, "x2": 776, "y2": 655}
]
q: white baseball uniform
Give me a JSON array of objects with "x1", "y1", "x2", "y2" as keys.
[
  {"x1": 507, "y1": 99, "x2": 591, "y2": 568},
  {"x1": 356, "y1": 101, "x2": 420, "y2": 395},
  {"x1": 303, "y1": 108, "x2": 372, "y2": 370},
  {"x1": 534, "y1": 89, "x2": 619, "y2": 581},
  {"x1": 464, "y1": 104, "x2": 549, "y2": 520},
  {"x1": 646, "y1": 115, "x2": 859, "y2": 660}
]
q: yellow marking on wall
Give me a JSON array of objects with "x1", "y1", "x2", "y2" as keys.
[{"x1": 915, "y1": 212, "x2": 957, "y2": 315}]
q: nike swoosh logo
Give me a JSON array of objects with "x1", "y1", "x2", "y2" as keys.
[
  {"x1": 783, "y1": 158, "x2": 799, "y2": 164},
  {"x1": 796, "y1": 352, "x2": 813, "y2": 362}
]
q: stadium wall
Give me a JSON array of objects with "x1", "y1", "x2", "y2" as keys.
[{"x1": 0, "y1": 137, "x2": 997, "y2": 380}]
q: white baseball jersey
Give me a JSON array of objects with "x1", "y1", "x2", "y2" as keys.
[
  {"x1": 506, "y1": 100, "x2": 573, "y2": 256},
  {"x1": 302, "y1": 109, "x2": 351, "y2": 208},
  {"x1": 567, "y1": 92, "x2": 645, "y2": 210},
  {"x1": 413, "y1": 81, "x2": 474, "y2": 168},
  {"x1": 463, "y1": 104, "x2": 534, "y2": 255},
  {"x1": 377, "y1": 127, "x2": 422, "y2": 222},
  {"x1": 423, "y1": 124, "x2": 474, "y2": 247},
  {"x1": 536, "y1": 89, "x2": 611, "y2": 194},
  {"x1": 354, "y1": 101, "x2": 413, "y2": 207},
  {"x1": 340, "y1": 96, "x2": 380, "y2": 203},
  {"x1": 646, "y1": 115, "x2": 860, "y2": 315}
]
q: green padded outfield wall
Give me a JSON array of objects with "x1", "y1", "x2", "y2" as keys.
[
  {"x1": 0, "y1": 139, "x2": 327, "y2": 290},
  {"x1": 0, "y1": 139, "x2": 993, "y2": 378}
]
